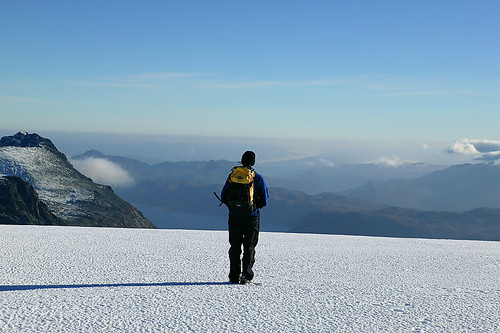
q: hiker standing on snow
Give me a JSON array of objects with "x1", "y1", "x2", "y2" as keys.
[{"x1": 220, "y1": 151, "x2": 269, "y2": 284}]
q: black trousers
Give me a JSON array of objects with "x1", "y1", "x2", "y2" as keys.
[{"x1": 228, "y1": 212, "x2": 260, "y2": 281}]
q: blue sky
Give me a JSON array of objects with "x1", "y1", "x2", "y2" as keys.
[{"x1": 1, "y1": 1, "x2": 499, "y2": 163}]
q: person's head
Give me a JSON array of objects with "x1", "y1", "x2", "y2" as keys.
[{"x1": 241, "y1": 150, "x2": 255, "y2": 167}]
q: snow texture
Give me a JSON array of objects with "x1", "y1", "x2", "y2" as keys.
[
  {"x1": 0, "y1": 146, "x2": 95, "y2": 218},
  {"x1": 1, "y1": 225, "x2": 499, "y2": 332}
]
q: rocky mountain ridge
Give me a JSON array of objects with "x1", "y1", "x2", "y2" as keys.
[
  {"x1": 0, "y1": 132, "x2": 155, "y2": 228},
  {"x1": 0, "y1": 176, "x2": 63, "y2": 225}
]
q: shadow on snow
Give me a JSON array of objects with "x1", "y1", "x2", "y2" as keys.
[{"x1": 0, "y1": 281, "x2": 232, "y2": 291}]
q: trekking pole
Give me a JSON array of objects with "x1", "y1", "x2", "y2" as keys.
[{"x1": 213, "y1": 192, "x2": 225, "y2": 206}]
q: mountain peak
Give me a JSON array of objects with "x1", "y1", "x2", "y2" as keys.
[
  {"x1": 76, "y1": 150, "x2": 106, "y2": 159},
  {"x1": 0, "y1": 131, "x2": 68, "y2": 162},
  {"x1": 0, "y1": 131, "x2": 57, "y2": 151}
]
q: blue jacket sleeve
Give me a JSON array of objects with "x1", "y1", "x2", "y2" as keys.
[
  {"x1": 220, "y1": 178, "x2": 230, "y2": 203},
  {"x1": 254, "y1": 173, "x2": 269, "y2": 209}
]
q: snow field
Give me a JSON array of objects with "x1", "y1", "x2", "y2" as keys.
[{"x1": 1, "y1": 225, "x2": 499, "y2": 332}]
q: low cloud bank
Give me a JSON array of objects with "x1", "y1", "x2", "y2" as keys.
[
  {"x1": 375, "y1": 156, "x2": 405, "y2": 167},
  {"x1": 448, "y1": 139, "x2": 500, "y2": 161},
  {"x1": 297, "y1": 158, "x2": 335, "y2": 167},
  {"x1": 70, "y1": 157, "x2": 134, "y2": 188},
  {"x1": 373, "y1": 156, "x2": 418, "y2": 168}
]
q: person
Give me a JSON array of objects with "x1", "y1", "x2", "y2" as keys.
[{"x1": 220, "y1": 151, "x2": 269, "y2": 284}]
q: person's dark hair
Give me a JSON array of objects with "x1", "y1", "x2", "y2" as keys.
[{"x1": 241, "y1": 151, "x2": 255, "y2": 167}]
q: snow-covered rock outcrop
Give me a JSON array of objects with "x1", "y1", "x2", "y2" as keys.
[{"x1": 0, "y1": 132, "x2": 155, "y2": 228}]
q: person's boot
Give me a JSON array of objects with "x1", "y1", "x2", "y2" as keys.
[
  {"x1": 229, "y1": 273, "x2": 241, "y2": 284},
  {"x1": 240, "y1": 275, "x2": 252, "y2": 284}
]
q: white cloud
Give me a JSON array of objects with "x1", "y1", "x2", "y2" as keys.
[
  {"x1": 70, "y1": 157, "x2": 134, "y2": 188},
  {"x1": 129, "y1": 72, "x2": 204, "y2": 80},
  {"x1": 316, "y1": 158, "x2": 335, "y2": 167},
  {"x1": 68, "y1": 72, "x2": 358, "y2": 91},
  {"x1": 447, "y1": 139, "x2": 480, "y2": 154},
  {"x1": 0, "y1": 94, "x2": 70, "y2": 105},
  {"x1": 201, "y1": 79, "x2": 356, "y2": 90},
  {"x1": 66, "y1": 72, "x2": 210, "y2": 90},
  {"x1": 298, "y1": 158, "x2": 335, "y2": 167},
  {"x1": 374, "y1": 156, "x2": 406, "y2": 168},
  {"x1": 381, "y1": 90, "x2": 490, "y2": 97},
  {"x1": 448, "y1": 139, "x2": 500, "y2": 161}
]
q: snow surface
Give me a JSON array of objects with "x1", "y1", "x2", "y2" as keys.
[{"x1": 1, "y1": 225, "x2": 499, "y2": 332}]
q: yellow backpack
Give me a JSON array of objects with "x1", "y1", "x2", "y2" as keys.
[
  {"x1": 225, "y1": 166, "x2": 256, "y2": 216},
  {"x1": 230, "y1": 166, "x2": 255, "y2": 185}
]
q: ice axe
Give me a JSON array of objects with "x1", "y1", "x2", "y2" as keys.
[{"x1": 213, "y1": 192, "x2": 225, "y2": 207}]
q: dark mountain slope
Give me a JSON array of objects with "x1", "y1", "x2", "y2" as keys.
[{"x1": 0, "y1": 176, "x2": 63, "y2": 225}]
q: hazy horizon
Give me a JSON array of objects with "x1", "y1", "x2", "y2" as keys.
[
  {"x1": 0, "y1": 128, "x2": 486, "y2": 167},
  {"x1": 2, "y1": 1, "x2": 499, "y2": 154}
]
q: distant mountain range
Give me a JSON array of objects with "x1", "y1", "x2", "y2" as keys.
[
  {"x1": 291, "y1": 207, "x2": 500, "y2": 241},
  {"x1": 259, "y1": 159, "x2": 446, "y2": 193},
  {"x1": 73, "y1": 150, "x2": 446, "y2": 194},
  {"x1": 72, "y1": 149, "x2": 235, "y2": 185},
  {"x1": 71, "y1": 150, "x2": 383, "y2": 231},
  {"x1": 2, "y1": 132, "x2": 499, "y2": 240},
  {"x1": 0, "y1": 132, "x2": 155, "y2": 228},
  {"x1": 342, "y1": 163, "x2": 500, "y2": 211},
  {"x1": 71, "y1": 149, "x2": 500, "y2": 241}
]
